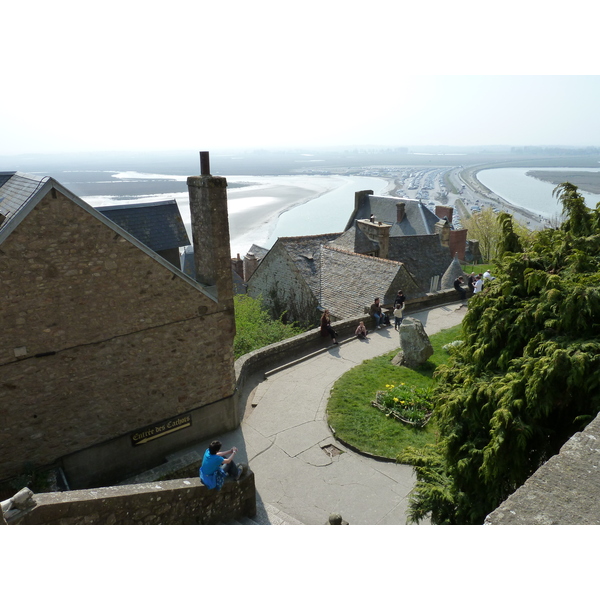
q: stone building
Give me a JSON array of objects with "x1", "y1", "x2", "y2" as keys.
[
  {"x1": 344, "y1": 190, "x2": 468, "y2": 265},
  {"x1": 246, "y1": 233, "x2": 422, "y2": 326},
  {"x1": 246, "y1": 234, "x2": 338, "y2": 325},
  {"x1": 0, "y1": 167, "x2": 237, "y2": 489},
  {"x1": 246, "y1": 190, "x2": 463, "y2": 326}
]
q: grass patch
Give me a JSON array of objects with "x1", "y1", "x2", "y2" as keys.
[{"x1": 327, "y1": 324, "x2": 462, "y2": 461}]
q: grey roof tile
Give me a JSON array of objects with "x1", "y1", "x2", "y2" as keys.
[
  {"x1": 387, "y1": 235, "x2": 452, "y2": 285},
  {"x1": 319, "y1": 246, "x2": 421, "y2": 320},
  {"x1": 246, "y1": 244, "x2": 269, "y2": 261},
  {"x1": 350, "y1": 194, "x2": 443, "y2": 236},
  {"x1": 0, "y1": 171, "x2": 49, "y2": 232},
  {"x1": 97, "y1": 200, "x2": 190, "y2": 252},
  {"x1": 329, "y1": 226, "x2": 379, "y2": 254}
]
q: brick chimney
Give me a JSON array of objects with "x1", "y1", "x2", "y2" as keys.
[
  {"x1": 243, "y1": 252, "x2": 259, "y2": 282},
  {"x1": 187, "y1": 152, "x2": 234, "y2": 308},
  {"x1": 231, "y1": 253, "x2": 243, "y2": 279},
  {"x1": 396, "y1": 202, "x2": 406, "y2": 223},
  {"x1": 435, "y1": 205, "x2": 454, "y2": 222}
]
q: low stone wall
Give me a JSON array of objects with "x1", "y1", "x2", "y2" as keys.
[
  {"x1": 17, "y1": 472, "x2": 256, "y2": 525},
  {"x1": 485, "y1": 414, "x2": 600, "y2": 525},
  {"x1": 234, "y1": 287, "x2": 465, "y2": 390}
]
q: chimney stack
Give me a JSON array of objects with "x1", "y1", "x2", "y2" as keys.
[
  {"x1": 435, "y1": 205, "x2": 454, "y2": 222},
  {"x1": 187, "y1": 151, "x2": 234, "y2": 307},
  {"x1": 396, "y1": 202, "x2": 406, "y2": 223},
  {"x1": 243, "y1": 252, "x2": 259, "y2": 282}
]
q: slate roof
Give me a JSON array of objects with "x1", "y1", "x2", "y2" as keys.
[
  {"x1": 276, "y1": 233, "x2": 342, "y2": 297},
  {"x1": 0, "y1": 172, "x2": 49, "y2": 233},
  {"x1": 328, "y1": 226, "x2": 379, "y2": 254},
  {"x1": 387, "y1": 234, "x2": 452, "y2": 285},
  {"x1": 246, "y1": 244, "x2": 269, "y2": 261},
  {"x1": 319, "y1": 246, "x2": 421, "y2": 320},
  {"x1": 97, "y1": 200, "x2": 190, "y2": 252},
  {"x1": 347, "y1": 194, "x2": 443, "y2": 236}
]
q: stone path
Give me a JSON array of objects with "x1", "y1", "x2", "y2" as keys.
[{"x1": 188, "y1": 301, "x2": 467, "y2": 524}]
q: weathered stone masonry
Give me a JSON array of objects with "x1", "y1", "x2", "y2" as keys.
[{"x1": 0, "y1": 184, "x2": 237, "y2": 487}]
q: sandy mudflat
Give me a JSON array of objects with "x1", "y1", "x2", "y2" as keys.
[
  {"x1": 526, "y1": 170, "x2": 600, "y2": 195},
  {"x1": 226, "y1": 175, "x2": 357, "y2": 255}
]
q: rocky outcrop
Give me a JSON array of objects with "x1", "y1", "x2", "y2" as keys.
[{"x1": 392, "y1": 317, "x2": 433, "y2": 368}]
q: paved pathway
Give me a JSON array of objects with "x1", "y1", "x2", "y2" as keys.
[{"x1": 195, "y1": 302, "x2": 467, "y2": 524}]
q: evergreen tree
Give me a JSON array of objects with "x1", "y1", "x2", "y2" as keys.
[{"x1": 402, "y1": 184, "x2": 600, "y2": 524}]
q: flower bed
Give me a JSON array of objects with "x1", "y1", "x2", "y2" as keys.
[{"x1": 372, "y1": 384, "x2": 433, "y2": 428}]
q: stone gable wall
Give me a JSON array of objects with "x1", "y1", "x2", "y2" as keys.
[
  {"x1": 246, "y1": 242, "x2": 320, "y2": 326},
  {"x1": 0, "y1": 190, "x2": 236, "y2": 484}
]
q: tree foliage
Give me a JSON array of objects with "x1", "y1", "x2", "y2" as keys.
[
  {"x1": 403, "y1": 184, "x2": 600, "y2": 524},
  {"x1": 233, "y1": 294, "x2": 305, "y2": 359},
  {"x1": 463, "y1": 207, "x2": 530, "y2": 262}
]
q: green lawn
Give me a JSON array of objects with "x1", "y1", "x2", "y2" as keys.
[{"x1": 327, "y1": 324, "x2": 463, "y2": 461}]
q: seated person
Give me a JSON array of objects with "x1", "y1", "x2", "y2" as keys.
[
  {"x1": 370, "y1": 297, "x2": 387, "y2": 328},
  {"x1": 320, "y1": 309, "x2": 338, "y2": 345},
  {"x1": 454, "y1": 276, "x2": 466, "y2": 300},
  {"x1": 355, "y1": 321, "x2": 368, "y2": 339},
  {"x1": 200, "y1": 440, "x2": 244, "y2": 491}
]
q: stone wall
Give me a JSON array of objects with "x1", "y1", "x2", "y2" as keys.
[
  {"x1": 246, "y1": 241, "x2": 320, "y2": 326},
  {"x1": 17, "y1": 472, "x2": 256, "y2": 525},
  {"x1": 0, "y1": 188, "x2": 236, "y2": 484},
  {"x1": 235, "y1": 290, "x2": 463, "y2": 390},
  {"x1": 485, "y1": 413, "x2": 600, "y2": 525}
]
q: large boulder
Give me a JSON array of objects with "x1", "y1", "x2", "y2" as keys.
[{"x1": 392, "y1": 317, "x2": 433, "y2": 368}]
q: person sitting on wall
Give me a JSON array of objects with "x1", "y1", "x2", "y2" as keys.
[
  {"x1": 483, "y1": 269, "x2": 495, "y2": 281},
  {"x1": 320, "y1": 309, "x2": 338, "y2": 345},
  {"x1": 454, "y1": 276, "x2": 466, "y2": 301},
  {"x1": 370, "y1": 297, "x2": 390, "y2": 328},
  {"x1": 355, "y1": 321, "x2": 368, "y2": 339},
  {"x1": 200, "y1": 440, "x2": 244, "y2": 491}
]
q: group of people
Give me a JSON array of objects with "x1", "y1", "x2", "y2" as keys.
[
  {"x1": 369, "y1": 292, "x2": 405, "y2": 331},
  {"x1": 320, "y1": 290, "x2": 407, "y2": 345},
  {"x1": 455, "y1": 269, "x2": 495, "y2": 300}
]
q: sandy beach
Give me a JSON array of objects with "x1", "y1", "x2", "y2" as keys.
[{"x1": 84, "y1": 173, "x2": 390, "y2": 257}]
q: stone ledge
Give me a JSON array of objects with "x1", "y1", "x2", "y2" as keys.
[
  {"x1": 485, "y1": 414, "x2": 600, "y2": 525},
  {"x1": 16, "y1": 473, "x2": 256, "y2": 525}
]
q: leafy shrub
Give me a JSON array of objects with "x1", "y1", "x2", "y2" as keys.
[{"x1": 234, "y1": 294, "x2": 305, "y2": 359}]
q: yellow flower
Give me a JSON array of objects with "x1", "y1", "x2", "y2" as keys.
[
  {"x1": 400, "y1": 383, "x2": 405, "y2": 386},
  {"x1": 393, "y1": 398, "x2": 399, "y2": 403}
]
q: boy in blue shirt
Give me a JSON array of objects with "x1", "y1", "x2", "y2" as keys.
[{"x1": 200, "y1": 440, "x2": 244, "y2": 490}]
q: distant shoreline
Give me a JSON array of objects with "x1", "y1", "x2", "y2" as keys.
[
  {"x1": 461, "y1": 166, "x2": 545, "y2": 227},
  {"x1": 525, "y1": 170, "x2": 600, "y2": 195}
]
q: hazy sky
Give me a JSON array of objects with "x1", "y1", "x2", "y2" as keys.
[{"x1": 2, "y1": 0, "x2": 599, "y2": 155}]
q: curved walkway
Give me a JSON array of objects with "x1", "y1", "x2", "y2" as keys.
[{"x1": 210, "y1": 302, "x2": 466, "y2": 524}]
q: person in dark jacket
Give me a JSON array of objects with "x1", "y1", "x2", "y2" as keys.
[
  {"x1": 454, "y1": 276, "x2": 466, "y2": 300},
  {"x1": 320, "y1": 309, "x2": 338, "y2": 345}
]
